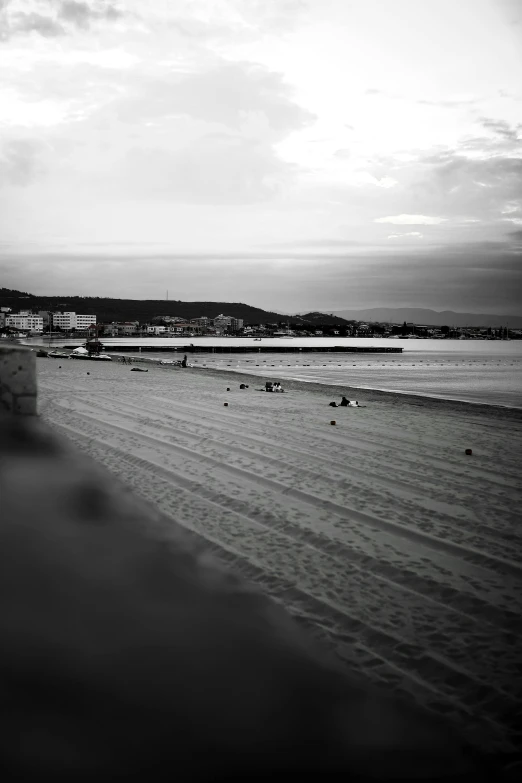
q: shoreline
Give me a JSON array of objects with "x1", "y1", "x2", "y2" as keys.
[
  {"x1": 185, "y1": 363, "x2": 522, "y2": 420},
  {"x1": 193, "y1": 364, "x2": 522, "y2": 415}
]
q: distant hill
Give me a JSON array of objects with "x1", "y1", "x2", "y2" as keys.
[
  {"x1": 0, "y1": 289, "x2": 349, "y2": 326},
  {"x1": 0, "y1": 289, "x2": 285, "y2": 324},
  {"x1": 330, "y1": 307, "x2": 522, "y2": 328},
  {"x1": 293, "y1": 312, "x2": 352, "y2": 326}
]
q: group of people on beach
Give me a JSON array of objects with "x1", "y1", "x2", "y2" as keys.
[
  {"x1": 262, "y1": 383, "x2": 361, "y2": 405},
  {"x1": 329, "y1": 397, "x2": 362, "y2": 407}
]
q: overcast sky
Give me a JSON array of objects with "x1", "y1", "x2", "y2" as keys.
[{"x1": 0, "y1": 0, "x2": 521, "y2": 314}]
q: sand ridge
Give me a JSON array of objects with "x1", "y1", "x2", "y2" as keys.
[{"x1": 37, "y1": 358, "x2": 522, "y2": 756}]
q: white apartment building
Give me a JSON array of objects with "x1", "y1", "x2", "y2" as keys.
[
  {"x1": 6, "y1": 313, "x2": 44, "y2": 332},
  {"x1": 52, "y1": 312, "x2": 97, "y2": 330}
]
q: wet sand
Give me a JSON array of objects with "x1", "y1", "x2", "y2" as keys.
[{"x1": 37, "y1": 357, "x2": 522, "y2": 756}]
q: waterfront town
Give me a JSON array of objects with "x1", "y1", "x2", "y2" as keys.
[{"x1": 0, "y1": 306, "x2": 518, "y2": 341}]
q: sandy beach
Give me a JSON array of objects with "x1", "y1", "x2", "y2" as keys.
[{"x1": 36, "y1": 357, "x2": 522, "y2": 757}]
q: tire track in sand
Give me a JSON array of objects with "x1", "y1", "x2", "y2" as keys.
[
  {"x1": 50, "y1": 420, "x2": 522, "y2": 693},
  {"x1": 47, "y1": 402, "x2": 522, "y2": 580}
]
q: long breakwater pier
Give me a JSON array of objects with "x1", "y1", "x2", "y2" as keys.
[{"x1": 105, "y1": 343, "x2": 403, "y2": 354}]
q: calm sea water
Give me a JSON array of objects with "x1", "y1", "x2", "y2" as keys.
[{"x1": 28, "y1": 337, "x2": 522, "y2": 408}]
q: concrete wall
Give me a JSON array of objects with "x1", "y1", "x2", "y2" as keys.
[{"x1": 0, "y1": 343, "x2": 37, "y2": 415}]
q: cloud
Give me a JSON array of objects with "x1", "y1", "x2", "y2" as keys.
[
  {"x1": 117, "y1": 134, "x2": 292, "y2": 204},
  {"x1": 416, "y1": 96, "x2": 479, "y2": 108},
  {"x1": 500, "y1": 200, "x2": 522, "y2": 215},
  {"x1": 166, "y1": 0, "x2": 309, "y2": 39},
  {"x1": 495, "y1": 0, "x2": 522, "y2": 26},
  {"x1": 4, "y1": 10, "x2": 64, "y2": 37},
  {"x1": 234, "y1": 0, "x2": 308, "y2": 32},
  {"x1": 0, "y1": 0, "x2": 122, "y2": 40},
  {"x1": 350, "y1": 118, "x2": 522, "y2": 227},
  {"x1": 360, "y1": 124, "x2": 520, "y2": 228},
  {"x1": 387, "y1": 232, "x2": 422, "y2": 239},
  {"x1": 114, "y1": 61, "x2": 314, "y2": 136},
  {"x1": 0, "y1": 138, "x2": 46, "y2": 186},
  {"x1": 480, "y1": 117, "x2": 521, "y2": 141},
  {"x1": 260, "y1": 238, "x2": 363, "y2": 248},
  {"x1": 59, "y1": 1, "x2": 122, "y2": 28},
  {"x1": 294, "y1": 123, "x2": 520, "y2": 230},
  {"x1": 452, "y1": 121, "x2": 522, "y2": 159},
  {"x1": 439, "y1": 239, "x2": 521, "y2": 255},
  {"x1": 424, "y1": 153, "x2": 522, "y2": 216},
  {"x1": 375, "y1": 215, "x2": 447, "y2": 225}
]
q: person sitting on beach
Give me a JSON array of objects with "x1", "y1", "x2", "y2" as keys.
[
  {"x1": 239, "y1": 384, "x2": 248, "y2": 389},
  {"x1": 340, "y1": 397, "x2": 349, "y2": 406},
  {"x1": 265, "y1": 382, "x2": 273, "y2": 392},
  {"x1": 181, "y1": 355, "x2": 188, "y2": 368},
  {"x1": 329, "y1": 401, "x2": 337, "y2": 407}
]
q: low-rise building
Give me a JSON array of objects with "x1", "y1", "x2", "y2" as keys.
[{"x1": 104, "y1": 321, "x2": 140, "y2": 336}]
